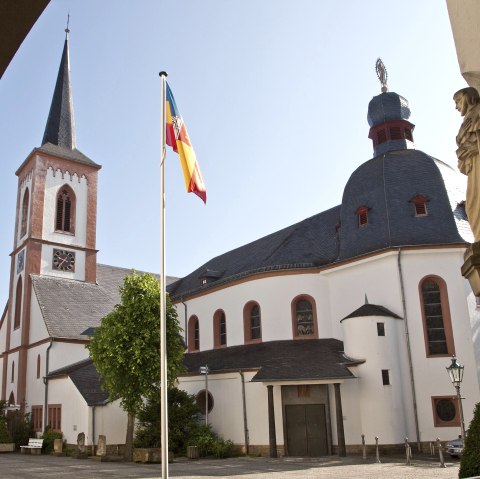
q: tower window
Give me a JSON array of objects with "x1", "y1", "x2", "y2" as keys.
[
  {"x1": 55, "y1": 186, "x2": 76, "y2": 233},
  {"x1": 20, "y1": 188, "x2": 29, "y2": 238},
  {"x1": 14, "y1": 276, "x2": 22, "y2": 330},
  {"x1": 355, "y1": 206, "x2": 370, "y2": 227},
  {"x1": 377, "y1": 322, "x2": 385, "y2": 336}
]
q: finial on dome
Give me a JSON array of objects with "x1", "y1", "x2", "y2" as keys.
[{"x1": 375, "y1": 58, "x2": 388, "y2": 93}]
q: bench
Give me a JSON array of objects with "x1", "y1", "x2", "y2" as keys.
[{"x1": 20, "y1": 438, "x2": 43, "y2": 455}]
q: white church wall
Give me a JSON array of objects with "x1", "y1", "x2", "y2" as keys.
[
  {"x1": 48, "y1": 377, "x2": 89, "y2": 443},
  {"x1": 332, "y1": 379, "x2": 363, "y2": 446},
  {"x1": 181, "y1": 273, "x2": 331, "y2": 350},
  {"x1": 93, "y1": 399, "x2": 128, "y2": 445},
  {"x1": 5, "y1": 351, "x2": 19, "y2": 405},
  {"x1": 43, "y1": 166, "x2": 88, "y2": 247},
  {"x1": 29, "y1": 292, "x2": 49, "y2": 344},
  {"x1": 49, "y1": 342, "x2": 89, "y2": 372},
  {"x1": 25, "y1": 344, "x2": 49, "y2": 409}
]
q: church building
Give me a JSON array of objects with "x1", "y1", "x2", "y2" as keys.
[{"x1": 1, "y1": 30, "x2": 479, "y2": 456}]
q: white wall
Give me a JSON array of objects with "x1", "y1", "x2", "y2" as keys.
[{"x1": 49, "y1": 342, "x2": 90, "y2": 372}]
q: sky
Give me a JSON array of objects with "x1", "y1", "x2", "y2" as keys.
[{"x1": 0, "y1": 0, "x2": 468, "y2": 307}]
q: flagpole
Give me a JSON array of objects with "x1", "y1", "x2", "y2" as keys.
[{"x1": 159, "y1": 71, "x2": 169, "y2": 479}]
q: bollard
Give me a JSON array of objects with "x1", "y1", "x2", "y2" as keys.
[
  {"x1": 436, "y1": 437, "x2": 446, "y2": 468},
  {"x1": 361, "y1": 434, "x2": 366, "y2": 460},
  {"x1": 375, "y1": 436, "x2": 381, "y2": 464},
  {"x1": 405, "y1": 437, "x2": 411, "y2": 465},
  {"x1": 430, "y1": 442, "x2": 434, "y2": 456}
]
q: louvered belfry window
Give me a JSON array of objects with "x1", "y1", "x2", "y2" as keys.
[{"x1": 55, "y1": 187, "x2": 74, "y2": 232}]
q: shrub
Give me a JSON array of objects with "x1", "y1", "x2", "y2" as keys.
[
  {"x1": 186, "y1": 424, "x2": 235, "y2": 458},
  {"x1": 6, "y1": 411, "x2": 33, "y2": 448},
  {"x1": 41, "y1": 428, "x2": 63, "y2": 455},
  {"x1": 0, "y1": 419, "x2": 12, "y2": 444},
  {"x1": 459, "y1": 402, "x2": 480, "y2": 478}
]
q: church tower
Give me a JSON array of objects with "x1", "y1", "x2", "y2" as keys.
[{"x1": 2, "y1": 28, "x2": 100, "y2": 407}]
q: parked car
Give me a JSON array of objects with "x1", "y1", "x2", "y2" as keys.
[{"x1": 446, "y1": 436, "x2": 464, "y2": 458}]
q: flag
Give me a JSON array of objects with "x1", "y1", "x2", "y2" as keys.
[{"x1": 165, "y1": 83, "x2": 207, "y2": 203}]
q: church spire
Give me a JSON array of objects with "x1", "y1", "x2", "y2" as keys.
[{"x1": 41, "y1": 24, "x2": 76, "y2": 150}]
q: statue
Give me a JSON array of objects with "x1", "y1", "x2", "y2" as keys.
[{"x1": 454, "y1": 86, "x2": 480, "y2": 242}]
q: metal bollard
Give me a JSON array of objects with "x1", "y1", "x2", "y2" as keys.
[
  {"x1": 375, "y1": 436, "x2": 381, "y2": 464},
  {"x1": 436, "y1": 437, "x2": 446, "y2": 468},
  {"x1": 430, "y1": 442, "x2": 434, "y2": 456},
  {"x1": 405, "y1": 437, "x2": 411, "y2": 464},
  {"x1": 361, "y1": 434, "x2": 366, "y2": 460}
]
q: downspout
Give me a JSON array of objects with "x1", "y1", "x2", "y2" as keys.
[
  {"x1": 397, "y1": 248, "x2": 421, "y2": 451},
  {"x1": 91, "y1": 406, "x2": 96, "y2": 456},
  {"x1": 43, "y1": 339, "x2": 53, "y2": 432},
  {"x1": 239, "y1": 370, "x2": 249, "y2": 455}
]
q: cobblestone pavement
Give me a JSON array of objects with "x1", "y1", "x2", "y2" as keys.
[{"x1": 0, "y1": 453, "x2": 460, "y2": 479}]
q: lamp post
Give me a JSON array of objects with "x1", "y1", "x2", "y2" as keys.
[
  {"x1": 199, "y1": 365, "x2": 209, "y2": 425},
  {"x1": 446, "y1": 356, "x2": 466, "y2": 440}
]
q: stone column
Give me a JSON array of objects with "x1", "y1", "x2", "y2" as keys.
[
  {"x1": 334, "y1": 383, "x2": 346, "y2": 457},
  {"x1": 267, "y1": 385, "x2": 277, "y2": 458}
]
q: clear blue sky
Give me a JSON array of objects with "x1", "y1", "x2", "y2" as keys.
[{"x1": 0, "y1": 0, "x2": 467, "y2": 306}]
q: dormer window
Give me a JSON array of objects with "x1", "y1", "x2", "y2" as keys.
[
  {"x1": 355, "y1": 206, "x2": 370, "y2": 227},
  {"x1": 410, "y1": 195, "x2": 429, "y2": 217},
  {"x1": 199, "y1": 268, "x2": 222, "y2": 286}
]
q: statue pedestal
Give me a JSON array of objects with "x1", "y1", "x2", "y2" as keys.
[{"x1": 461, "y1": 242, "x2": 480, "y2": 296}]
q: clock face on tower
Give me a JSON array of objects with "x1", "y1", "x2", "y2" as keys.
[{"x1": 52, "y1": 249, "x2": 76, "y2": 272}]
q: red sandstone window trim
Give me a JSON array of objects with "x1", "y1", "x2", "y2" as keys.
[
  {"x1": 13, "y1": 277, "x2": 22, "y2": 330},
  {"x1": 47, "y1": 404, "x2": 62, "y2": 432},
  {"x1": 419, "y1": 275, "x2": 455, "y2": 358},
  {"x1": 20, "y1": 188, "x2": 29, "y2": 238},
  {"x1": 55, "y1": 185, "x2": 76, "y2": 234},
  {"x1": 213, "y1": 309, "x2": 227, "y2": 349},
  {"x1": 291, "y1": 294, "x2": 319, "y2": 340},
  {"x1": 187, "y1": 315, "x2": 200, "y2": 352},
  {"x1": 32, "y1": 405, "x2": 43, "y2": 432},
  {"x1": 431, "y1": 396, "x2": 460, "y2": 427},
  {"x1": 243, "y1": 301, "x2": 262, "y2": 344}
]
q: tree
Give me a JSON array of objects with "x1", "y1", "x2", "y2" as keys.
[
  {"x1": 459, "y1": 402, "x2": 480, "y2": 478},
  {"x1": 87, "y1": 272, "x2": 185, "y2": 460}
]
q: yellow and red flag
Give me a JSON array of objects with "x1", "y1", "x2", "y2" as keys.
[{"x1": 165, "y1": 83, "x2": 206, "y2": 203}]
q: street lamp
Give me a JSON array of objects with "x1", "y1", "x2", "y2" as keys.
[
  {"x1": 199, "y1": 365, "x2": 209, "y2": 425},
  {"x1": 446, "y1": 356, "x2": 466, "y2": 440}
]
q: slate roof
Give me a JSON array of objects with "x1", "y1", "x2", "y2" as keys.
[
  {"x1": 32, "y1": 264, "x2": 178, "y2": 340},
  {"x1": 341, "y1": 303, "x2": 402, "y2": 322},
  {"x1": 168, "y1": 206, "x2": 341, "y2": 299},
  {"x1": 48, "y1": 358, "x2": 109, "y2": 406},
  {"x1": 42, "y1": 35, "x2": 76, "y2": 150},
  {"x1": 367, "y1": 92, "x2": 411, "y2": 127},
  {"x1": 182, "y1": 339, "x2": 362, "y2": 382}
]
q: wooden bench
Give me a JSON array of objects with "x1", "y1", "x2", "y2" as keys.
[{"x1": 20, "y1": 438, "x2": 43, "y2": 455}]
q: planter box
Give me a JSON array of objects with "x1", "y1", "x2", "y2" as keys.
[
  {"x1": 133, "y1": 448, "x2": 172, "y2": 463},
  {"x1": 0, "y1": 443, "x2": 15, "y2": 453}
]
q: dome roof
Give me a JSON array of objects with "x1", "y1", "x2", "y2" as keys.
[{"x1": 367, "y1": 92, "x2": 411, "y2": 127}]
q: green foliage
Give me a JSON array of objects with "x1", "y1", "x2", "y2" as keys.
[
  {"x1": 459, "y1": 402, "x2": 480, "y2": 478},
  {"x1": 6, "y1": 411, "x2": 33, "y2": 448},
  {"x1": 41, "y1": 428, "x2": 63, "y2": 455},
  {"x1": 0, "y1": 415, "x2": 12, "y2": 444},
  {"x1": 87, "y1": 272, "x2": 185, "y2": 416},
  {"x1": 134, "y1": 387, "x2": 201, "y2": 453},
  {"x1": 186, "y1": 424, "x2": 235, "y2": 458}
]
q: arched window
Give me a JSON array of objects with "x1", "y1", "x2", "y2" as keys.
[
  {"x1": 37, "y1": 354, "x2": 41, "y2": 379},
  {"x1": 291, "y1": 295, "x2": 318, "y2": 339},
  {"x1": 213, "y1": 310, "x2": 227, "y2": 348},
  {"x1": 243, "y1": 302, "x2": 262, "y2": 344},
  {"x1": 20, "y1": 188, "x2": 29, "y2": 237},
  {"x1": 11, "y1": 361, "x2": 15, "y2": 383},
  {"x1": 188, "y1": 316, "x2": 200, "y2": 352},
  {"x1": 419, "y1": 276, "x2": 455, "y2": 357},
  {"x1": 13, "y1": 276, "x2": 22, "y2": 330},
  {"x1": 55, "y1": 186, "x2": 76, "y2": 233}
]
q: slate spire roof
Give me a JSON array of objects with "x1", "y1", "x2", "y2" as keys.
[{"x1": 42, "y1": 29, "x2": 76, "y2": 150}]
